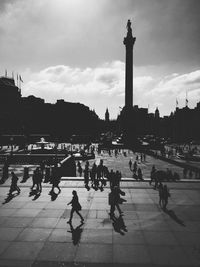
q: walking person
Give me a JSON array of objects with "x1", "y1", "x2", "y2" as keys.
[
  {"x1": 109, "y1": 186, "x2": 125, "y2": 218},
  {"x1": 35, "y1": 167, "x2": 43, "y2": 193},
  {"x1": 162, "y1": 185, "x2": 170, "y2": 211},
  {"x1": 137, "y1": 168, "x2": 143, "y2": 181},
  {"x1": 77, "y1": 162, "x2": 82, "y2": 177},
  {"x1": 84, "y1": 162, "x2": 90, "y2": 190},
  {"x1": 158, "y1": 182, "x2": 164, "y2": 207},
  {"x1": 49, "y1": 165, "x2": 61, "y2": 194},
  {"x1": 150, "y1": 165, "x2": 156, "y2": 185},
  {"x1": 9, "y1": 171, "x2": 20, "y2": 195},
  {"x1": 67, "y1": 190, "x2": 84, "y2": 223},
  {"x1": 31, "y1": 169, "x2": 37, "y2": 190},
  {"x1": 129, "y1": 159, "x2": 132, "y2": 171},
  {"x1": 133, "y1": 161, "x2": 137, "y2": 173},
  {"x1": 1, "y1": 159, "x2": 9, "y2": 183},
  {"x1": 90, "y1": 162, "x2": 97, "y2": 188}
]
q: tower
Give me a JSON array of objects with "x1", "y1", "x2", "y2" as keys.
[
  {"x1": 155, "y1": 107, "x2": 160, "y2": 119},
  {"x1": 105, "y1": 108, "x2": 110, "y2": 122},
  {"x1": 123, "y1": 19, "x2": 136, "y2": 108}
]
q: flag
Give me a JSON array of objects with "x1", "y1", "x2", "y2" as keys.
[
  {"x1": 186, "y1": 91, "x2": 188, "y2": 106},
  {"x1": 19, "y1": 75, "x2": 23, "y2": 82}
]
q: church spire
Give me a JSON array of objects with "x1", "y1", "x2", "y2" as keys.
[{"x1": 105, "y1": 108, "x2": 110, "y2": 122}]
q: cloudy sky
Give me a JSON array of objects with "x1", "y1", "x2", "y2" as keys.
[{"x1": 0, "y1": 0, "x2": 200, "y2": 118}]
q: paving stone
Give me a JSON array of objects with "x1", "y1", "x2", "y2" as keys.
[
  {"x1": 0, "y1": 227, "x2": 23, "y2": 241},
  {"x1": 36, "y1": 242, "x2": 76, "y2": 262},
  {"x1": 1, "y1": 217, "x2": 34, "y2": 228},
  {"x1": 11, "y1": 208, "x2": 41, "y2": 217},
  {"x1": 0, "y1": 241, "x2": 11, "y2": 256},
  {"x1": 113, "y1": 230, "x2": 145, "y2": 244},
  {"x1": 16, "y1": 228, "x2": 52, "y2": 242},
  {"x1": 48, "y1": 228, "x2": 72, "y2": 243},
  {"x1": 75, "y1": 244, "x2": 112, "y2": 263},
  {"x1": 143, "y1": 231, "x2": 178, "y2": 246},
  {"x1": 30, "y1": 217, "x2": 59, "y2": 228},
  {"x1": 113, "y1": 244, "x2": 151, "y2": 264},
  {"x1": 81, "y1": 229, "x2": 112, "y2": 244},
  {"x1": 0, "y1": 241, "x2": 44, "y2": 260},
  {"x1": 148, "y1": 245, "x2": 192, "y2": 266},
  {"x1": 37, "y1": 209, "x2": 65, "y2": 218}
]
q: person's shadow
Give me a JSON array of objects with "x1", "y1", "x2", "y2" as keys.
[
  {"x1": 111, "y1": 215, "x2": 127, "y2": 235},
  {"x1": 29, "y1": 189, "x2": 41, "y2": 201},
  {"x1": 165, "y1": 209, "x2": 185, "y2": 227},
  {"x1": 67, "y1": 221, "x2": 84, "y2": 245},
  {"x1": 3, "y1": 192, "x2": 20, "y2": 204},
  {"x1": 49, "y1": 191, "x2": 59, "y2": 201}
]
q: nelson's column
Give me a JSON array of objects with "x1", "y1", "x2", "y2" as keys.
[
  {"x1": 124, "y1": 19, "x2": 136, "y2": 109},
  {"x1": 120, "y1": 20, "x2": 137, "y2": 145}
]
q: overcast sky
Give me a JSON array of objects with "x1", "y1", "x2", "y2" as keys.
[{"x1": 0, "y1": 0, "x2": 200, "y2": 118}]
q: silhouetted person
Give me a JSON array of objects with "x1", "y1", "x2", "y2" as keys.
[
  {"x1": 1, "y1": 159, "x2": 9, "y2": 183},
  {"x1": 137, "y1": 168, "x2": 143, "y2": 180},
  {"x1": 133, "y1": 161, "x2": 137, "y2": 172},
  {"x1": 150, "y1": 165, "x2": 156, "y2": 185},
  {"x1": 163, "y1": 185, "x2": 170, "y2": 211},
  {"x1": 90, "y1": 162, "x2": 97, "y2": 187},
  {"x1": 128, "y1": 159, "x2": 132, "y2": 170},
  {"x1": 77, "y1": 162, "x2": 82, "y2": 177},
  {"x1": 158, "y1": 182, "x2": 164, "y2": 207},
  {"x1": 49, "y1": 165, "x2": 61, "y2": 194},
  {"x1": 35, "y1": 167, "x2": 43, "y2": 193},
  {"x1": 9, "y1": 171, "x2": 20, "y2": 195},
  {"x1": 67, "y1": 190, "x2": 84, "y2": 223},
  {"x1": 115, "y1": 170, "x2": 122, "y2": 187},
  {"x1": 108, "y1": 169, "x2": 115, "y2": 189},
  {"x1": 21, "y1": 167, "x2": 29, "y2": 183},
  {"x1": 67, "y1": 221, "x2": 84, "y2": 245},
  {"x1": 109, "y1": 186, "x2": 124, "y2": 218},
  {"x1": 84, "y1": 162, "x2": 90, "y2": 189},
  {"x1": 44, "y1": 166, "x2": 51, "y2": 183},
  {"x1": 31, "y1": 169, "x2": 37, "y2": 190},
  {"x1": 40, "y1": 160, "x2": 45, "y2": 179}
]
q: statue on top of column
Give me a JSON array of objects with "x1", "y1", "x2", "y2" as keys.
[{"x1": 126, "y1": 19, "x2": 132, "y2": 35}]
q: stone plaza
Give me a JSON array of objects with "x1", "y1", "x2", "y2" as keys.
[{"x1": 0, "y1": 151, "x2": 200, "y2": 267}]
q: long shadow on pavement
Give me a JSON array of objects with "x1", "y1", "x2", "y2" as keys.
[
  {"x1": 111, "y1": 215, "x2": 128, "y2": 235},
  {"x1": 165, "y1": 209, "x2": 185, "y2": 226},
  {"x1": 2, "y1": 192, "x2": 20, "y2": 204}
]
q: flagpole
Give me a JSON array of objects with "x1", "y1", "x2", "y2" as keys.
[
  {"x1": 186, "y1": 91, "x2": 188, "y2": 107},
  {"x1": 176, "y1": 98, "x2": 178, "y2": 109}
]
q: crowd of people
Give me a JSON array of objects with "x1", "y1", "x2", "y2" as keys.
[{"x1": 1, "y1": 148, "x2": 194, "y2": 224}]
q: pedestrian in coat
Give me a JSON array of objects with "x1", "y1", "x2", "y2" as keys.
[{"x1": 67, "y1": 190, "x2": 84, "y2": 223}]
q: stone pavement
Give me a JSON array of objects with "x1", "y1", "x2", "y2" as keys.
[{"x1": 0, "y1": 180, "x2": 200, "y2": 267}]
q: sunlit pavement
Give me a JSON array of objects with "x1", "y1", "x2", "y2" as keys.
[
  {"x1": 0, "y1": 151, "x2": 200, "y2": 266},
  {"x1": 0, "y1": 179, "x2": 200, "y2": 267}
]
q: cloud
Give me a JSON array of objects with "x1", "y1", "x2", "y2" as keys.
[
  {"x1": 22, "y1": 62, "x2": 200, "y2": 118},
  {"x1": 22, "y1": 61, "x2": 126, "y2": 118},
  {"x1": 146, "y1": 70, "x2": 200, "y2": 114}
]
